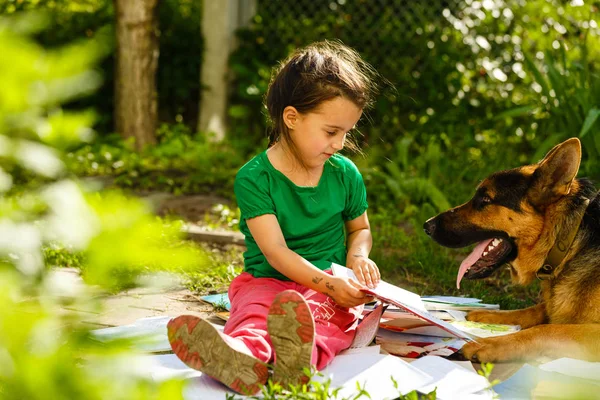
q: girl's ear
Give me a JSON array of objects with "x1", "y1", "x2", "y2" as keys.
[{"x1": 283, "y1": 106, "x2": 299, "y2": 130}]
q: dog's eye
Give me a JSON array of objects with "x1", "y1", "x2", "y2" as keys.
[{"x1": 474, "y1": 195, "x2": 492, "y2": 209}]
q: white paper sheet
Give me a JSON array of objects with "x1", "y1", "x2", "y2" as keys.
[
  {"x1": 145, "y1": 354, "x2": 203, "y2": 381},
  {"x1": 445, "y1": 309, "x2": 468, "y2": 321},
  {"x1": 316, "y1": 352, "x2": 433, "y2": 399},
  {"x1": 184, "y1": 375, "x2": 239, "y2": 400},
  {"x1": 421, "y1": 296, "x2": 482, "y2": 304},
  {"x1": 91, "y1": 317, "x2": 224, "y2": 353},
  {"x1": 92, "y1": 316, "x2": 172, "y2": 340},
  {"x1": 91, "y1": 316, "x2": 173, "y2": 352},
  {"x1": 338, "y1": 345, "x2": 381, "y2": 356},
  {"x1": 411, "y1": 356, "x2": 494, "y2": 399},
  {"x1": 539, "y1": 357, "x2": 600, "y2": 381}
]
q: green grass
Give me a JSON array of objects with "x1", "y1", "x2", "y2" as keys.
[
  {"x1": 43, "y1": 239, "x2": 241, "y2": 296},
  {"x1": 182, "y1": 242, "x2": 243, "y2": 295}
]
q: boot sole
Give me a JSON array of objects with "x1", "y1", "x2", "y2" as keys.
[
  {"x1": 167, "y1": 315, "x2": 268, "y2": 395},
  {"x1": 268, "y1": 290, "x2": 315, "y2": 387}
]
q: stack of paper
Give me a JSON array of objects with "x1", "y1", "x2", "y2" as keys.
[
  {"x1": 422, "y1": 296, "x2": 500, "y2": 311},
  {"x1": 331, "y1": 264, "x2": 520, "y2": 358},
  {"x1": 376, "y1": 328, "x2": 467, "y2": 358},
  {"x1": 331, "y1": 264, "x2": 475, "y2": 342}
]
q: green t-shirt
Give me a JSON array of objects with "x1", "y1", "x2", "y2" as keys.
[{"x1": 234, "y1": 150, "x2": 368, "y2": 280}]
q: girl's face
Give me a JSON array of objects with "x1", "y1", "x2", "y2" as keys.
[{"x1": 286, "y1": 97, "x2": 363, "y2": 169}]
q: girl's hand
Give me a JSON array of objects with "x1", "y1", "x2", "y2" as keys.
[
  {"x1": 347, "y1": 255, "x2": 380, "y2": 289},
  {"x1": 325, "y1": 276, "x2": 373, "y2": 308}
]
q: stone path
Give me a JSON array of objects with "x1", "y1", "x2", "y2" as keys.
[{"x1": 56, "y1": 268, "x2": 222, "y2": 329}]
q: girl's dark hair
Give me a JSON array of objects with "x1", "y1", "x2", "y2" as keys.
[{"x1": 265, "y1": 40, "x2": 378, "y2": 152}]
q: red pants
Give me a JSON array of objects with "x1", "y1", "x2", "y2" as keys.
[{"x1": 223, "y1": 271, "x2": 362, "y2": 370}]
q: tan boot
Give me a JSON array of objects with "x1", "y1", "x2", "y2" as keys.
[
  {"x1": 268, "y1": 290, "x2": 315, "y2": 388},
  {"x1": 168, "y1": 315, "x2": 268, "y2": 395}
]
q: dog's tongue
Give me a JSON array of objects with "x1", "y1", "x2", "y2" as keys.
[{"x1": 456, "y1": 238, "x2": 493, "y2": 289}]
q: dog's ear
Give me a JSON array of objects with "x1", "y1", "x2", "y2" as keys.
[{"x1": 529, "y1": 138, "x2": 582, "y2": 207}]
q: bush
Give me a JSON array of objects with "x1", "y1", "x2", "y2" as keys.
[
  {"x1": 0, "y1": 13, "x2": 206, "y2": 399},
  {"x1": 0, "y1": 0, "x2": 203, "y2": 132},
  {"x1": 65, "y1": 123, "x2": 245, "y2": 196}
]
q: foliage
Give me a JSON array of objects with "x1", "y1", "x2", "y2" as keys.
[
  {"x1": 0, "y1": 0, "x2": 203, "y2": 131},
  {"x1": 44, "y1": 244, "x2": 85, "y2": 269},
  {"x1": 478, "y1": 363, "x2": 501, "y2": 388},
  {"x1": 183, "y1": 243, "x2": 242, "y2": 294},
  {"x1": 228, "y1": 0, "x2": 600, "y2": 181},
  {"x1": 508, "y1": 40, "x2": 600, "y2": 175},
  {"x1": 203, "y1": 204, "x2": 241, "y2": 230},
  {"x1": 64, "y1": 123, "x2": 245, "y2": 197},
  {"x1": 359, "y1": 137, "x2": 451, "y2": 217},
  {"x1": 0, "y1": 0, "x2": 116, "y2": 131},
  {"x1": 0, "y1": 13, "x2": 209, "y2": 399}
]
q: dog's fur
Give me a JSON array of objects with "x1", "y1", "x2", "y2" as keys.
[{"x1": 424, "y1": 138, "x2": 600, "y2": 363}]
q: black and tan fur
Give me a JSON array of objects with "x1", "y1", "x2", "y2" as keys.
[{"x1": 424, "y1": 138, "x2": 600, "y2": 363}]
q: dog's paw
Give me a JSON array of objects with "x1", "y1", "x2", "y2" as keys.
[
  {"x1": 461, "y1": 337, "x2": 512, "y2": 363},
  {"x1": 461, "y1": 334, "x2": 532, "y2": 363},
  {"x1": 466, "y1": 310, "x2": 512, "y2": 325}
]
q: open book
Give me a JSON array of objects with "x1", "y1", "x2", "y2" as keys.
[{"x1": 331, "y1": 263, "x2": 477, "y2": 342}]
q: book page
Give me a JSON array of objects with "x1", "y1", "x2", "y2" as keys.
[
  {"x1": 331, "y1": 263, "x2": 425, "y2": 311},
  {"x1": 331, "y1": 264, "x2": 476, "y2": 341}
]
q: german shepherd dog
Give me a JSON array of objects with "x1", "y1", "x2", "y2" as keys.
[{"x1": 424, "y1": 138, "x2": 600, "y2": 363}]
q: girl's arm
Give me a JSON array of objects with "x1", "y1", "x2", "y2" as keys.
[
  {"x1": 246, "y1": 214, "x2": 371, "y2": 308},
  {"x1": 345, "y1": 211, "x2": 381, "y2": 288}
]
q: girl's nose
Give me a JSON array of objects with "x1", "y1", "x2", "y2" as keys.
[{"x1": 332, "y1": 134, "x2": 346, "y2": 150}]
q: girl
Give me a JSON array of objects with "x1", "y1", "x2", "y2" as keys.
[{"x1": 168, "y1": 40, "x2": 381, "y2": 395}]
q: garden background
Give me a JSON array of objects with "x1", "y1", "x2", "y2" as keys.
[{"x1": 1, "y1": 0, "x2": 599, "y2": 398}]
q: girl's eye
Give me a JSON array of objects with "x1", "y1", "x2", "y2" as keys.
[{"x1": 326, "y1": 131, "x2": 336, "y2": 136}]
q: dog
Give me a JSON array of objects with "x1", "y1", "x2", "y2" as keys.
[{"x1": 423, "y1": 137, "x2": 600, "y2": 363}]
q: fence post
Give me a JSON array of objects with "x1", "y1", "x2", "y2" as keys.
[{"x1": 198, "y1": 0, "x2": 256, "y2": 141}]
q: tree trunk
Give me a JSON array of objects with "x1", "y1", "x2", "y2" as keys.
[
  {"x1": 198, "y1": 0, "x2": 256, "y2": 141},
  {"x1": 114, "y1": 0, "x2": 159, "y2": 151}
]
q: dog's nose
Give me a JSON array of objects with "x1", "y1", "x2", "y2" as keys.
[{"x1": 423, "y1": 218, "x2": 437, "y2": 237}]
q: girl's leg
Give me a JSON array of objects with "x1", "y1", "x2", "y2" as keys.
[
  {"x1": 167, "y1": 273, "x2": 295, "y2": 394},
  {"x1": 299, "y1": 272, "x2": 363, "y2": 370},
  {"x1": 225, "y1": 272, "x2": 295, "y2": 363}
]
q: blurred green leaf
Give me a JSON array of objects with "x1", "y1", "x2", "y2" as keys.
[{"x1": 579, "y1": 108, "x2": 600, "y2": 138}]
